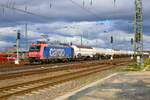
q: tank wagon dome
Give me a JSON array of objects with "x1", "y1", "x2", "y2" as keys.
[
  {"x1": 71, "y1": 45, "x2": 93, "y2": 49},
  {"x1": 47, "y1": 44, "x2": 71, "y2": 48}
]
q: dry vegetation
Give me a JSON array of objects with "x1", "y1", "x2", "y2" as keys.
[{"x1": 121, "y1": 58, "x2": 150, "y2": 71}]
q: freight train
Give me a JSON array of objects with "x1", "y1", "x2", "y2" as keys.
[{"x1": 28, "y1": 41, "x2": 136, "y2": 64}]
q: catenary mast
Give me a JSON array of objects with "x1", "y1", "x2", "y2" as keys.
[
  {"x1": 134, "y1": 0, "x2": 144, "y2": 66},
  {"x1": 114, "y1": 0, "x2": 144, "y2": 66}
]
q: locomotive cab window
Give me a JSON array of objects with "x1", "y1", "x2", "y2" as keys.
[{"x1": 29, "y1": 46, "x2": 41, "y2": 52}]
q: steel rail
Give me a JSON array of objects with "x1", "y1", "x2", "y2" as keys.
[{"x1": 0, "y1": 60, "x2": 132, "y2": 99}]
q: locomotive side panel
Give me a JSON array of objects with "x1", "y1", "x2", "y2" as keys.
[{"x1": 43, "y1": 46, "x2": 74, "y2": 59}]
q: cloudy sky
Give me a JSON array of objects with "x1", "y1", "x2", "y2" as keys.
[{"x1": 0, "y1": 0, "x2": 150, "y2": 51}]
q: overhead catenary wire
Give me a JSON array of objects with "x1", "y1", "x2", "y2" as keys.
[
  {"x1": 0, "y1": 0, "x2": 119, "y2": 22},
  {"x1": 9, "y1": 0, "x2": 14, "y2": 8},
  {"x1": 12, "y1": 0, "x2": 16, "y2": 8},
  {"x1": 0, "y1": 4, "x2": 52, "y2": 21},
  {"x1": 50, "y1": 0, "x2": 54, "y2": 8},
  {"x1": 82, "y1": 0, "x2": 85, "y2": 8},
  {"x1": 25, "y1": 5, "x2": 28, "y2": 11},
  {"x1": 90, "y1": 0, "x2": 93, "y2": 6},
  {"x1": 2, "y1": 7, "x2": 5, "y2": 16},
  {"x1": 6, "y1": 0, "x2": 10, "y2": 7},
  {"x1": 68, "y1": 0, "x2": 101, "y2": 20},
  {"x1": 114, "y1": 0, "x2": 116, "y2": 6},
  {"x1": 0, "y1": 0, "x2": 101, "y2": 21},
  {"x1": 7, "y1": 0, "x2": 15, "y2": 8}
]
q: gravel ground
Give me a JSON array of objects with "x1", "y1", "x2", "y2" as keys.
[{"x1": 7, "y1": 65, "x2": 126, "y2": 100}]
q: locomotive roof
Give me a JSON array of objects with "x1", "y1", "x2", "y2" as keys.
[{"x1": 48, "y1": 44, "x2": 71, "y2": 48}]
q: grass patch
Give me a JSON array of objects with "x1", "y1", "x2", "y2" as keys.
[
  {"x1": 121, "y1": 58, "x2": 150, "y2": 71},
  {"x1": 122, "y1": 63, "x2": 143, "y2": 71},
  {"x1": 145, "y1": 59, "x2": 150, "y2": 66}
]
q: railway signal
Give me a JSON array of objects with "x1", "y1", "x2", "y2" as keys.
[
  {"x1": 17, "y1": 31, "x2": 20, "y2": 40},
  {"x1": 131, "y1": 38, "x2": 134, "y2": 45},
  {"x1": 82, "y1": 0, "x2": 85, "y2": 8},
  {"x1": 49, "y1": 0, "x2": 54, "y2": 8},
  {"x1": 110, "y1": 36, "x2": 114, "y2": 60},
  {"x1": 114, "y1": 0, "x2": 116, "y2": 6},
  {"x1": 90, "y1": 0, "x2": 93, "y2": 6},
  {"x1": 110, "y1": 36, "x2": 113, "y2": 44},
  {"x1": 15, "y1": 30, "x2": 20, "y2": 64}
]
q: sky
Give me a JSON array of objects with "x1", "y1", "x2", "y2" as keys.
[{"x1": 0, "y1": 0, "x2": 150, "y2": 51}]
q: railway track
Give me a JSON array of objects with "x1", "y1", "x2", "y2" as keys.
[
  {"x1": 0, "y1": 57, "x2": 131, "y2": 70},
  {"x1": 0, "y1": 59, "x2": 129, "y2": 80},
  {"x1": 0, "y1": 59, "x2": 132, "y2": 99},
  {"x1": 0, "y1": 59, "x2": 106, "y2": 72}
]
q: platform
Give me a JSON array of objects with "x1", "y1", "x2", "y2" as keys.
[{"x1": 56, "y1": 72, "x2": 150, "y2": 100}]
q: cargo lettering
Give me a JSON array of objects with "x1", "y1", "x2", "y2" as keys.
[{"x1": 49, "y1": 48, "x2": 65, "y2": 57}]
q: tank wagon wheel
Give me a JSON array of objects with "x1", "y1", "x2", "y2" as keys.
[{"x1": 41, "y1": 60, "x2": 46, "y2": 64}]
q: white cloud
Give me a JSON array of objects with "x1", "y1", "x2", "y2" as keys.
[
  {"x1": 0, "y1": 41, "x2": 14, "y2": 51},
  {"x1": 0, "y1": 0, "x2": 150, "y2": 51}
]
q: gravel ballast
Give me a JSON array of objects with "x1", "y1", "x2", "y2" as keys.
[{"x1": 7, "y1": 66, "x2": 126, "y2": 100}]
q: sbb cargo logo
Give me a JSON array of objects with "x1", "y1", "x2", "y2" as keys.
[{"x1": 49, "y1": 48, "x2": 65, "y2": 57}]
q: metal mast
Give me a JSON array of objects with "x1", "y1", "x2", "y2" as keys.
[
  {"x1": 134, "y1": 0, "x2": 144, "y2": 66},
  {"x1": 25, "y1": 23, "x2": 28, "y2": 50},
  {"x1": 113, "y1": 0, "x2": 144, "y2": 65}
]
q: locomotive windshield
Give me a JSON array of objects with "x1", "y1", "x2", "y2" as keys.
[{"x1": 29, "y1": 46, "x2": 41, "y2": 52}]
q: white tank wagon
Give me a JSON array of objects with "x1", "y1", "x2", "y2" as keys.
[
  {"x1": 93, "y1": 48, "x2": 113, "y2": 55},
  {"x1": 71, "y1": 45, "x2": 135, "y2": 60},
  {"x1": 93, "y1": 48, "x2": 113, "y2": 59},
  {"x1": 112, "y1": 49, "x2": 134, "y2": 58},
  {"x1": 71, "y1": 45, "x2": 95, "y2": 58}
]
